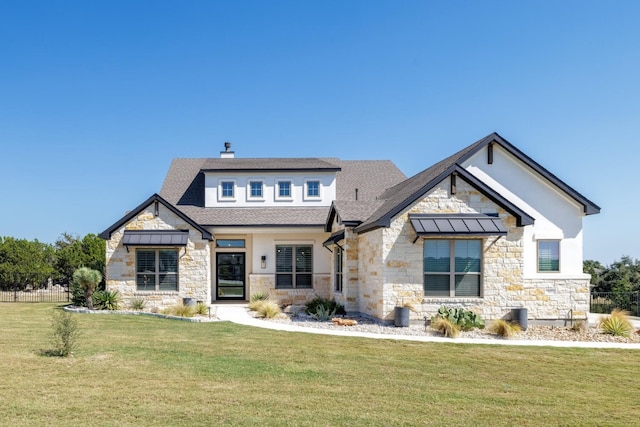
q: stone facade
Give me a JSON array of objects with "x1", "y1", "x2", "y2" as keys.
[
  {"x1": 350, "y1": 178, "x2": 590, "y2": 323},
  {"x1": 249, "y1": 274, "x2": 330, "y2": 305},
  {"x1": 105, "y1": 203, "x2": 211, "y2": 310}
]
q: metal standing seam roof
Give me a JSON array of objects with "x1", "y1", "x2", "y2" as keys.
[
  {"x1": 409, "y1": 214, "x2": 508, "y2": 236},
  {"x1": 122, "y1": 230, "x2": 190, "y2": 246},
  {"x1": 322, "y1": 230, "x2": 345, "y2": 247}
]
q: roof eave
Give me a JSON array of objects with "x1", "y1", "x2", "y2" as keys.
[{"x1": 99, "y1": 194, "x2": 213, "y2": 241}]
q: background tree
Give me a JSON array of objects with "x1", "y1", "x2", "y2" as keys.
[
  {"x1": 55, "y1": 233, "x2": 105, "y2": 286},
  {"x1": 0, "y1": 237, "x2": 55, "y2": 290},
  {"x1": 72, "y1": 267, "x2": 102, "y2": 310}
]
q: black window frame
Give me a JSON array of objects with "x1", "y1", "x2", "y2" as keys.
[
  {"x1": 334, "y1": 245, "x2": 343, "y2": 293},
  {"x1": 136, "y1": 248, "x2": 179, "y2": 292},
  {"x1": 275, "y1": 244, "x2": 313, "y2": 289},
  {"x1": 423, "y1": 239, "x2": 482, "y2": 298}
]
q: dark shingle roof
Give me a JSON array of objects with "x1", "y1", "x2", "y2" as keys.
[
  {"x1": 354, "y1": 132, "x2": 600, "y2": 233},
  {"x1": 201, "y1": 157, "x2": 341, "y2": 172},
  {"x1": 159, "y1": 157, "x2": 405, "y2": 227}
]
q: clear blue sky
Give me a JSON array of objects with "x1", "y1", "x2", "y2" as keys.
[{"x1": 1, "y1": 1, "x2": 638, "y2": 265}]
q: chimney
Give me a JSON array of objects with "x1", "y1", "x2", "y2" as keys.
[{"x1": 220, "y1": 141, "x2": 235, "y2": 158}]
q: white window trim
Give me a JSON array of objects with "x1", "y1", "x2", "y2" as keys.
[
  {"x1": 304, "y1": 178, "x2": 322, "y2": 201},
  {"x1": 218, "y1": 178, "x2": 237, "y2": 201},
  {"x1": 247, "y1": 179, "x2": 265, "y2": 201},
  {"x1": 275, "y1": 179, "x2": 293, "y2": 201}
]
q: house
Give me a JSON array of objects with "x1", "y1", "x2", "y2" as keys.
[{"x1": 99, "y1": 133, "x2": 600, "y2": 323}]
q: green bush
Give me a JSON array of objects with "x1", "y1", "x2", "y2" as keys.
[
  {"x1": 309, "y1": 304, "x2": 336, "y2": 321},
  {"x1": 305, "y1": 297, "x2": 345, "y2": 316},
  {"x1": 431, "y1": 306, "x2": 485, "y2": 331},
  {"x1": 599, "y1": 309, "x2": 634, "y2": 337},
  {"x1": 50, "y1": 310, "x2": 81, "y2": 357},
  {"x1": 92, "y1": 290, "x2": 121, "y2": 310}
]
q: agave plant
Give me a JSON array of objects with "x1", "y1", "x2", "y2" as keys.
[
  {"x1": 92, "y1": 290, "x2": 121, "y2": 310},
  {"x1": 598, "y1": 309, "x2": 634, "y2": 337}
]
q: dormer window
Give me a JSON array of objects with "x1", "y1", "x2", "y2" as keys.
[
  {"x1": 276, "y1": 180, "x2": 292, "y2": 201},
  {"x1": 305, "y1": 180, "x2": 321, "y2": 199},
  {"x1": 249, "y1": 181, "x2": 263, "y2": 199},
  {"x1": 220, "y1": 181, "x2": 235, "y2": 200}
]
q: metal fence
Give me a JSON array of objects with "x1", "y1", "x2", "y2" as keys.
[
  {"x1": 590, "y1": 292, "x2": 640, "y2": 317},
  {"x1": 0, "y1": 272, "x2": 70, "y2": 303}
]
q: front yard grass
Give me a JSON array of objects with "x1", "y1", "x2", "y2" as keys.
[{"x1": 1, "y1": 303, "x2": 640, "y2": 426}]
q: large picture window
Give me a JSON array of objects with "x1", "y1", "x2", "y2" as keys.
[
  {"x1": 423, "y1": 239, "x2": 482, "y2": 297},
  {"x1": 276, "y1": 245, "x2": 313, "y2": 289},
  {"x1": 538, "y1": 240, "x2": 560, "y2": 272},
  {"x1": 136, "y1": 249, "x2": 179, "y2": 291}
]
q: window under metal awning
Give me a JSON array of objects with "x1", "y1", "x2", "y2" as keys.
[
  {"x1": 409, "y1": 214, "x2": 508, "y2": 237},
  {"x1": 122, "y1": 230, "x2": 189, "y2": 246}
]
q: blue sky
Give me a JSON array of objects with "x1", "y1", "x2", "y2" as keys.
[{"x1": 1, "y1": 1, "x2": 638, "y2": 264}]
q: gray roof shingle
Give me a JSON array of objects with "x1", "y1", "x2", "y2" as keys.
[{"x1": 159, "y1": 156, "x2": 405, "y2": 227}]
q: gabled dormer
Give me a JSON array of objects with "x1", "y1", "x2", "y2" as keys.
[{"x1": 202, "y1": 143, "x2": 341, "y2": 208}]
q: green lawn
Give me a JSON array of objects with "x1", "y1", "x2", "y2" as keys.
[{"x1": 2, "y1": 303, "x2": 640, "y2": 426}]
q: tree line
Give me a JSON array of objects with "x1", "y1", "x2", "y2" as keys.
[
  {"x1": 0, "y1": 233, "x2": 105, "y2": 290},
  {"x1": 584, "y1": 256, "x2": 640, "y2": 294}
]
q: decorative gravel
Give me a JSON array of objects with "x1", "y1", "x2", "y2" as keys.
[{"x1": 259, "y1": 312, "x2": 640, "y2": 344}]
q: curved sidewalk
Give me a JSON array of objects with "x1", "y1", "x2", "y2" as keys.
[{"x1": 213, "y1": 304, "x2": 640, "y2": 350}]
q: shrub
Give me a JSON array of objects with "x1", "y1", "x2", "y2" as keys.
[
  {"x1": 309, "y1": 305, "x2": 336, "y2": 321},
  {"x1": 431, "y1": 306, "x2": 485, "y2": 331},
  {"x1": 171, "y1": 303, "x2": 196, "y2": 318},
  {"x1": 305, "y1": 297, "x2": 345, "y2": 316},
  {"x1": 92, "y1": 290, "x2": 121, "y2": 310},
  {"x1": 489, "y1": 319, "x2": 522, "y2": 338},
  {"x1": 249, "y1": 300, "x2": 281, "y2": 319},
  {"x1": 50, "y1": 310, "x2": 81, "y2": 357},
  {"x1": 71, "y1": 267, "x2": 102, "y2": 310},
  {"x1": 195, "y1": 302, "x2": 209, "y2": 315},
  {"x1": 250, "y1": 292, "x2": 270, "y2": 302},
  {"x1": 130, "y1": 297, "x2": 146, "y2": 311},
  {"x1": 599, "y1": 309, "x2": 634, "y2": 337},
  {"x1": 431, "y1": 317, "x2": 460, "y2": 338}
]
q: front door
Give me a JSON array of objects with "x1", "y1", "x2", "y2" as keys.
[{"x1": 216, "y1": 252, "x2": 246, "y2": 300}]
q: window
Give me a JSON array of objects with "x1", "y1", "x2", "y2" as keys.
[
  {"x1": 136, "y1": 249, "x2": 178, "y2": 291},
  {"x1": 276, "y1": 245, "x2": 313, "y2": 289},
  {"x1": 538, "y1": 240, "x2": 560, "y2": 272},
  {"x1": 216, "y1": 239, "x2": 245, "y2": 248},
  {"x1": 306, "y1": 180, "x2": 320, "y2": 198},
  {"x1": 334, "y1": 246, "x2": 343, "y2": 293},
  {"x1": 220, "y1": 181, "x2": 234, "y2": 198},
  {"x1": 423, "y1": 239, "x2": 482, "y2": 297},
  {"x1": 278, "y1": 181, "x2": 292, "y2": 198},
  {"x1": 249, "y1": 181, "x2": 263, "y2": 199}
]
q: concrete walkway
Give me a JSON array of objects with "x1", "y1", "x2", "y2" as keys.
[{"x1": 213, "y1": 304, "x2": 640, "y2": 350}]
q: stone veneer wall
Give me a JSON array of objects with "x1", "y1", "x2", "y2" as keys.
[
  {"x1": 249, "y1": 274, "x2": 330, "y2": 306},
  {"x1": 105, "y1": 204, "x2": 211, "y2": 309},
  {"x1": 359, "y1": 178, "x2": 590, "y2": 323}
]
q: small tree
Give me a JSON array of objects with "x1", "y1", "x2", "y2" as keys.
[
  {"x1": 50, "y1": 310, "x2": 81, "y2": 357},
  {"x1": 72, "y1": 267, "x2": 102, "y2": 310}
]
